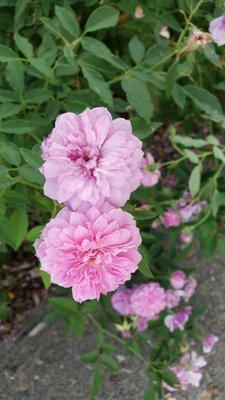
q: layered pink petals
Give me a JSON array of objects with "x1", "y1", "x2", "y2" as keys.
[
  {"x1": 40, "y1": 108, "x2": 143, "y2": 207},
  {"x1": 130, "y1": 283, "x2": 166, "y2": 319},
  {"x1": 35, "y1": 204, "x2": 142, "y2": 302}
]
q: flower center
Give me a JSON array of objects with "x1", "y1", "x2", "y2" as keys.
[{"x1": 68, "y1": 146, "x2": 100, "y2": 178}]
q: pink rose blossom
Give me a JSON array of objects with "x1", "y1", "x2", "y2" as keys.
[
  {"x1": 131, "y1": 282, "x2": 166, "y2": 319},
  {"x1": 183, "y1": 277, "x2": 197, "y2": 302},
  {"x1": 170, "y1": 270, "x2": 186, "y2": 290},
  {"x1": 203, "y1": 333, "x2": 219, "y2": 353},
  {"x1": 166, "y1": 290, "x2": 181, "y2": 309},
  {"x1": 164, "y1": 307, "x2": 192, "y2": 332},
  {"x1": 35, "y1": 204, "x2": 142, "y2": 302},
  {"x1": 180, "y1": 231, "x2": 193, "y2": 245},
  {"x1": 40, "y1": 108, "x2": 143, "y2": 208},
  {"x1": 111, "y1": 287, "x2": 134, "y2": 316},
  {"x1": 141, "y1": 153, "x2": 161, "y2": 187},
  {"x1": 209, "y1": 15, "x2": 225, "y2": 46},
  {"x1": 162, "y1": 209, "x2": 181, "y2": 228}
]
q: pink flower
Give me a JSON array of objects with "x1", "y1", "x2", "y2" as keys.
[
  {"x1": 40, "y1": 108, "x2": 143, "y2": 208},
  {"x1": 162, "y1": 209, "x2": 181, "y2": 228},
  {"x1": 141, "y1": 153, "x2": 161, "y2": 187},
  {"x1": 111, "y1": 287, "x2": 134, "y2": 316},
  {"x1": 166, "y1": 290, "x2": 181, "y2": 309},
  {"x1": 180, "y1": 351, "x2": 207, "y2": 387},
  {"x1": 131, "y1": 283, "x2": 166, "y2": 319},
  {"x1": 180, "y1": 231, "x2": 193, "y2": 244},
  {"x1": 203, "y1": 333, "x2": 219, "y2": 353},
  {"x1": 183, "y1": 277, "x2": 197, "y2": 302},
  {"x1": 179, "y1": 200, "x2": 207, "y2": 223},
  {"x1": 134, "y1": 6, "x2": 145, "y2": 19},
  {"x1": 170, "y1": 270, "x2": 186, "y2": 290},
  {"x1": 164, "y1": 307, "x2": 192, "y2": 332},
  {"x1": 209, "y1": 15, "x2": 225, "y2": 46},
  {"x1": 136, "y1": 316, "x2": 148, "y2": 332},
  {"x1": 35, "y1": 204, "x2": 142, "y2": 302}
]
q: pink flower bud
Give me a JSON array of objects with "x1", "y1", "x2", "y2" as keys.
[
  {"x1": 180, "y1": 231, "x2": 193, "y2": 244},
  {"x1": 203, "y1": 333, "x2": 219, "y2": 353},
  {"x1": 134, "y1": 6, "x2": 145, "y2": 19},
  {"x1": 170, "y1": 270, "x2": 186, "y2": 289},
  {"x1": 162, "y1": 209, "x2": 181, "y2": 228}
]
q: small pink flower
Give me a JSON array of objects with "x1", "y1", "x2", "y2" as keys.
[
  {"x1": 35, "y1": 204, "x2": 142, "y2": 302},
  {"x1": 170, "y1": 270, "x2": 186, "y2": 290},
  {"x1": 164, "y1": 307, "x2": 192, "y2": 332},
  {"x1": 180, "y1": 351, "x2": 207, "y2": 387},
  {"x1": 40, "y1": 108, "x2": 143, "y2": 208},
  {"x1": 151, "y1": 219, "x2": 161, "y2": 229},
  {"x1": 180, "y1": 231, "x2": 193, "y2": 245},
  {"x1": 134, "y1": 6, "x2": 145, "y2": 19},
  {"x1": 166, "y1": 290, "x2": 181, "y2": 309},
  {"x1": 162, "y1": 209, "x2": 181, "y2": 228},
  {"x1": 183, "y1": 277, "x2": 197, "y2": 302},
  {"x1": 164, "y1": 175, "x2": 177, "y2": 188},
  {"x1": 136, "y1": 316, "x2": 148, "y2": 332},
  {"x1": 140, "y1": 203, "x2": 150, "y2": 210},
  {"x1": 203, "y1": 333, "x2": 219, "y2": 353},
  {"x1": 131, "y1": 283, "x2": 166, "y2": 319},
  {"x1": 209, "y1": 15, "x2": 225, "y2": 46},
  {"x1": 141, "y1": 153, "x2": 161, "y2": 187},
  {"x1": 111, "y1": 287, "x2": 134, "y2": 316}
]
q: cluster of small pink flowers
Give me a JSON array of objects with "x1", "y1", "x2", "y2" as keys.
[
  {"x1": 161, "y1": 191, "x2": 207, "y2": 229},
  {"x1": 141, "y1": 153, "x2": 161, "y2": 188},
  {"x1": 35, "y1": 108, "x2": 144, "y2": 302}
]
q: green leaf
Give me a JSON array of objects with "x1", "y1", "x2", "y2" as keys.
[
  {"x1": 55, "y1": 5, "x2": 79, "y2": 38},
  {"x1": 189, "y1": 164, "x2": 202, "y2": 196},
  {"x1": 204, "y1": 43, "x2": 221, "y2": 68},
  {"x1": 0, "y1": 45, "x2": 19, "y2": 62},
  {"x1": 24, "y1": 89, "x2": 52, "y2": 104},
  {"x1": 206, "y1": 135, "x2": 219, "y2": 146},
  {"x1": 128, "y1": 36, "x2": 145, "y2": 64},
  {"x1": 27, "y1": 225, "x2": 44, "y2": 242},
  {"x1": 81, "y1": 64, "x2": 113, "y2": 107},
  {"x1": 40, "y1": 17, "x2": 67, "y2": 42},
  {"x1": 172, "y1": 135, "x2": 207, "y2": 148},
  {"x1": 0, "y1": 216, "x2": 14, "y2": 247},
  {"x1": 165, "y1": 61, "x2": 178, "y2": 96},
  {"x1": 5, "y1": 60, "x2": 24, "y2": 94},
  {"x1": 18, "y1": 164, "x2": 44, "y2": 185},
  {"x1": 0, "y1": 119, "x2": 35, "y2": 134},
  {"x1": 14, "y1": 32, "x2": 33, "y2": 59},
  {"x1": 184, "y1": 149, "x2": 199, "y2": 164},
  {"x1": 20, "y1": 148, "x2": 42, "y2": 168},
  {"x1": 182, "y1": 85, "x2": 224, "y2": 121},
  {"x1": 131, "y1": 117, "x2": 162, "y2": 139},
  {"x1": 80, "y1": 351, "x2": 99, "y2": 364},
  {"x1": 0, "y1": 176, "x2": 15, "y2": 191},
  {"x1": 30, "y1": 58, "x2": 54, "y2": 79},
  {"x1": 172, "y1": 83, "x2": 186, "y2": 109},
  {"x1": 213, "y1": 146, "x2": 225, "y2": 164},
  {"x1": 143, "y1": 384, "x2": 157, "y2": 400},
  {"x1": 81, "y1": 37, "x2": 124, "y2": 70},
  {"x1": 40, "y1": 270, "x2": 51, "y2": 290},
  {"x1": 90, "y1": 362, "x2": 104, "y2": 399},
  {"x1": 0, "y1": 90, "x2": 19, "y2": 103},
  {"x1": 10, "y1": 207, "x2": 28, "y2": 250},
  {"x1": 122, "y1": 77, "x2": 153, "y2": 121},
  {"x1": 101, "y1": 354, "x2": 119, "y2": 372},
  {"x1": 0, "y1": 304, "x2": 12, "y2": 322},
  {"x1": 85, "y1": 5, "x2": 119, "y2": 32},
  {"x1": 0, "y1": 104, "x2": 23, "y2": 118},
  {"x1": 138, "y1": 244, "x2": 153, "y2": 278},
  {"x1": 0, "y1": 141, "x2": 21, "y2": 166},
  {"x1": 49, "y1": 297, "x2": 78, "y2": 317},
  {"x1": 163, "y1": 369, "x2": 179, "y2": 387}
]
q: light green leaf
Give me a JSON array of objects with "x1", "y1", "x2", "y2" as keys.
[
  {"x1": 184, "y1": 149, "x2": 199, "y2": 164},
  {"x1": 81, "y1": 64, "x2": 113, "y2": 107},
  {"x1": 206, "y1": 135, "x2": 219, "y2": 145},
  {"x1": 102, "y1": 354, "x2": 119, "y2": 372},
  {"x1": 0, "y1": 142, "x2": 21, "y2": 166},
  {"x1": 81, "y1": 37, "x2": 124, "y2": 70},
  {"x1": 85, "y1": 5, "x2": 119, "y2": 32},
  {"x1": 0, "y1": 45, "x2": 19, "y2": 62},
  {"x1": 163, "y1": 369, "x2": 180, "y2": 387},
  {"x1": 30, "y1": 58, "x2": 54, "y2": 79},
  {"x1": 0, "y1": 176, "x2": 15, "y2": 191},
  {"x1": 204, "y1": 43, "x2": 221, "y2": 68},
  {"x1": 128, "y1": 36, "x2": 145, "y2": 64},
  {"x1": 90, "y1": 362, "x2": 104, "y2": 399},
  {"x1": 49, "y1": 297, "x2": 78, "y2": 317},
  {"x1": 0, "y1": 119, "x2": 35, "y2": 134},
  {"x1": 24, "y1": 89, "x2": 52, "y2": 104},
  {"x1": 14, "y1": 32, "x2": 33, "y2": 59},
  {"x1": 10, "y1": 207, "x2": 28, "y2": 250},
  {"x1": 27, "y1": 225, "x2": 44, "y2": 242},
  {"x1": 18, "y1": 164, "x2": 44, "y2": 185},
  {"x1": 213, "y1": 146, "x2": 225, "y2": 164},
  {"x1": 189, "y1": 164, "x2": 202, "y2": 196},
  {"x1": 172, "y1": 135, "x2": 207, "y2": 148},
  {"x1": 40, "y1": 271, "x2": 51, "y2": 290},
  {"x1": 131, "y1": 117, "x2": 162, "y2": 139},
  {"x1": 5, "y1": 60, "x2": 24, "y2": 94},
  {"x1": 122, "y1": 77, "x2": 153, "y2": 121},
  {"x1": 55, "y1": 5, "x2": 79, "y2": 38},
  {"x1": 20, "y1": 148, "x2": 42, "y2": 168}
]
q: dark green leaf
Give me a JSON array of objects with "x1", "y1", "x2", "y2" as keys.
[
  {"x1": 138, "y1": 244, "x2": 153, "y2": 278},
  {"x1": 85, "y1": 5, "x2": 119, "y2": 32},
  {"x1": 165, "y1": 62, "x2": 178, "y2": 96},
  {"x1": 14, "y1": 32, "x2": 33, "y2": 59},
  {"x1": 81, "y1": 351, "x2": 99, "y2": 363},
  {"x1": 163, "y1": 369, "x2": 179, "y2": 387},
  {"x1": 30, "y1": 58, "x2": 54, "y2": 79},
  {"x1": 101, "y1": 354, "x2": 119, "y2": 372},
  {"x1": 0, "y1": 141, "x2": 21, "y2": 166},
  {"x1": 131, "y1": 117, "x2": 162, "y2": 139},
  {"x1": 0, "y1": 45, "x2": 19, "y2": 62},
  {"x1": 90, "y1": 362, "x2": 104, "y2": 399},
  {"x1": 24, "y1": 89, "x2": 52, "y2": 104},
  {"x1": 10, "y1": 207, "x2": 28, "y2": 250},
  {"x1": 20, "y1": 148, "x2": 42, "y2": 168},
  {"x1": 27, "y1": 225, "x2": 44, "y2": 242},
  {"x1": 0, "y1": 103, "x2": 22, "y2": 118},
  {"x1": 49, "y1": 297, "x2": 78, "y2": 317},
  {"x1": 5, "y1": 60, "x2": 24, "y2": 94},
  {"x1": 81, "y1": 64, "x2": 113, "y2": 107},
  {"x1": 55, "y1": 5, "x2": 79, "y2": 38},
  {"x1": 40, "y1": 271, "x2": 51, "y2": 289},
  {"x1": 122, "y1": 77, "x2": 153, "y2": 121},
  {"x1": 82, "y1": 37, "x2": 124, "y2": 70},
  {"x1": 128, "y1": 36, "x2": 145, "y2": 64},
  {"x1": 0, "y1": 119, "x2": 35, "y2": 134}
]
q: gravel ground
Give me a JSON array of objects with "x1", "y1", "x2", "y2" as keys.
[{"x1": 0, "y1": 251, "x2": 225, "y2": 400}]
